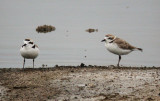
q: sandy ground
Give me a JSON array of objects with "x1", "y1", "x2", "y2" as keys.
[{"x1": 0, "y1": 66, "x2": 160, "y2": 101}]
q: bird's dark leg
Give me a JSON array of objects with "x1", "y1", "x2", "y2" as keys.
[
  {"x1": 33, "y1": 59, "x2": 34, "y2": 68},
  {"x1": 117, "y1": 55, "x2": 121, "y2": 67},
  {"x1": 23, "y1": 58, "x2": 25, "y2": 69}
]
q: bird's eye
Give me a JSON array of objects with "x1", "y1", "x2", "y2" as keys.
[
  {"x1": 29, "y1": 42, "x2": 33, "y2": 44},
  {"x1": 108, "y1": 37, "x2": 112, "y2": 40}
]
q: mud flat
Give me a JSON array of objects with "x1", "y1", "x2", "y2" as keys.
[{"x1": 0, "y1": 66, "x2": 160, "y2": 101}]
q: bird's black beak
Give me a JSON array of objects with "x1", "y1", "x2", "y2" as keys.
[
  {"x1": 101, "y1": 39, "x2": 106, "y2": 42},
  {"x1": 22, "y1": 44, "x2": 27, "y2": 47}
]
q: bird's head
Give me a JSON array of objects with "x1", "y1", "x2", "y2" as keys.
[
  {"x1": 101, "y1": 34, "x2": 116, "y2": 43},
  {"x1": 23, "y1": 39, "x2": 33, "y2": 44}
]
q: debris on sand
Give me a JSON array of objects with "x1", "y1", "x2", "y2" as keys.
[
  {"x1": 86, "y1": 28, "x2": 98, "y2": 33},
  {"x1": 80, "y1": 63, "x2": 86, "y2": 67},
  {"x1": 36, "y1": 25, "x2": 56, "y2": 33}
]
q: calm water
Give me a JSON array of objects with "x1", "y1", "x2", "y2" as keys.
[{"x1": 0, "y1": 0, "x2": 160, "y2": 68}]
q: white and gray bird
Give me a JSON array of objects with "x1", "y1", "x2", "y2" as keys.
[
  {"x1": 101, "y1": 34, "x2": 142, "y2": 67},
  {"x1": 20, "y1": 39, "x2": 39, "y2": 68}
]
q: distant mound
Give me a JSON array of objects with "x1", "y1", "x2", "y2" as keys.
[
  {"x1": 36, "y1": 25, "x2": 56, "y2": 33},
  {"x1": 86, "y1": 28, "x2": 98, "y2": 33}
]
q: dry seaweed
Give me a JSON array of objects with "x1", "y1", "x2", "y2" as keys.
[
  {"x1": 36, "y1": 25, "x2": 56, "y2": 33},
  {"x1": 86, "y1": 28, "x2": 98, "y2": 33}
]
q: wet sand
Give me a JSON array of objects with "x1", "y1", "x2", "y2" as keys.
[{"x1": 0, "y1": 66, "x2": 160, "y2": 101}]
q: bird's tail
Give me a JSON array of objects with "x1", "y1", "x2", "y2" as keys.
[{"x1": 136, "y1": 48, "x2": 143, "y2": 52}]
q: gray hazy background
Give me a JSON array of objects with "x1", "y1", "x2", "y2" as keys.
[{"x1": 0, "y1": 0, "x2": 160, "y2": 68}]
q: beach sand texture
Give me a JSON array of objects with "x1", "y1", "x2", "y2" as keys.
[{"x1": 0, "y1": 66, "x2": 160, "y2": 101}]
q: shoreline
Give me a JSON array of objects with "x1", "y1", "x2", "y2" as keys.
[{"x1": 0, "y1": 65, "x2": 160, "y2": 70}]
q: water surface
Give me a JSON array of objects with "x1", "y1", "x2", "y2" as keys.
[{"x1": 0, "y1": 0, "x2": 160, "y2": 67}]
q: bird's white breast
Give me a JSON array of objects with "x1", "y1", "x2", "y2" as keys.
[
  {"x1": 105, "y1": 43, "x2": 132, "y2": 55},
  {"x1": 20, "y1": 46, "x2": 39, "y2": 59}
]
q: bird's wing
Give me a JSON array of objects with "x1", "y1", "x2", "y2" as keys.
[{"x1": 114, "y1": 38, "x2": 136, "y2": 50}]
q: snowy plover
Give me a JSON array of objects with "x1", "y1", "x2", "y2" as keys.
[
  {"x1": 20, "y1": 39, "x2": 39, "y2": 68},
  {"x1": 101, "y1": 34, "x2": 142, "y2": 67}
]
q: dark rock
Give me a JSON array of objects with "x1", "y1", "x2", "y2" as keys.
[
  {"x1": 55, "y1": 65, "x2": 59, "y2": 67},
  {"x1": 80, "y1": 63, "x2": 86, "y2": 67}
]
